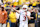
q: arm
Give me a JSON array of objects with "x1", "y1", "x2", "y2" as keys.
[
  {"x1": 27, "y1": 16, "x2": 30, "y2": 19},
  {"x1": 27, "y1": 12, "x2": 33, "y2": 20},
  {"x1": 27, "y1": 16, "x2": 33, "y2": 20},
  {"x1": 10, "y1": 5, "x2": 20, "y2": 14},
  {"x1": 13, "y1": 8, "x2": 20, "y2": 14}
]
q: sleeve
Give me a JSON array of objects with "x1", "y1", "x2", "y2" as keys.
[
  {"x1": 19, "y1": 10, "x2": 23, "y2": 14},
  {"x1": 27, "y1": 12, "x2": 31, "y2": 16}
]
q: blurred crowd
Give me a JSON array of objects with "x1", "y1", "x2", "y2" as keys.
[
  {"x1": 0, "y1": 0, "x2": 40, "y2": 7},
  {"x1": 0, "y1": 0, "x2": 40, "y2": 27}
]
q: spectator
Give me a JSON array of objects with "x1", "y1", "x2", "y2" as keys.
[
  {"x1": 35, "y1": 9, "x2": 38, "y2": 27},
  {"x1": 0, "y1": 7, "x2": 7, "y2": 27},
  {"x1": 28, "y1": 8, "x2": 36, "y2": 27},
  {"x1": 9, "y1": 9, "x2": 17, "y2": 27},
  {"x1": 32, "y1": 1, "x2": 37, "y2": 7}
]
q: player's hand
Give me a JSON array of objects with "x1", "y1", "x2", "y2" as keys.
[
  {"x1": 31, "y1": 17, "x2": 34, "y2": 19},
  {"x1": 29, "y1": 18, "x2": 31, "y2": 20}
]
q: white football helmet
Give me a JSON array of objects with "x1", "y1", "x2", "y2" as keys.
[{"x1": 22, "y1": 5, "x2": 28, "y2": 11}]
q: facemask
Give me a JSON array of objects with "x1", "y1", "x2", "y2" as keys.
[{"x1": 23, "y1": 9, "x2": 27, "y2": 12}]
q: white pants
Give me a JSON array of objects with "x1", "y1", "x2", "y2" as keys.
[
  {"x1": 19, "y1": 21, "x2": 28, "y2": 27},
  {"x1": 0, "y1": 23, "x2": 6, "y2": 27}
]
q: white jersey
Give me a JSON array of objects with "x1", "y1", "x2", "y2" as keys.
[
  {"x1": 20, "y1": 10, "x2": 31, "y2": 22},
  {"x1": 27, "y1": 11, "x2": 31, "y2": 16},
  {"x1": 20, "y1": 10, "x2": 28, "y2": 23}
]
